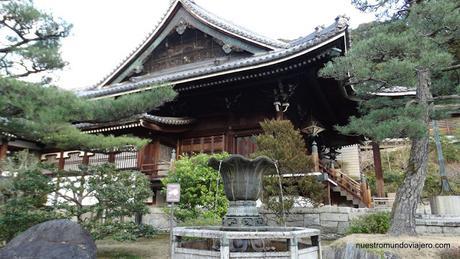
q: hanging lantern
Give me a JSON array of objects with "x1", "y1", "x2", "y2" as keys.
[{"x1": 301, "y1": 120, "x2": 325, "y2": 137}]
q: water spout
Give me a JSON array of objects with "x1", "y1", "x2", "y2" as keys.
[
  {"x1": 214, "y1": 160, "x2": 222, "y2": 209},
  {"x1": 273, "y1": 160, "x2": 286, "y2": 227}
]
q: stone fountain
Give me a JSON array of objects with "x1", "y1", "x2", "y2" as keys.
[
  {"x1": 171, "y1": 154, "x2": 321, "y2": 259},
  {"x1": 209, "y1": 155, "x2": 271, "y2": 229}
]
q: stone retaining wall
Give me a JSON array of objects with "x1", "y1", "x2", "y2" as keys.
[
  {"x1": 140, "y1": 205, "x2": 460, "y2": 236},
  {"x1": 259, "y1": 206, "x2": 460, "y2": 239},
  {"x1": 142, "y1": 207, "x2": 171, "y2": 230},
  {"x1": 259, "y1": 206, "x2": 390, "y2": 239},
  {"x1": 416, "y1": 214, "x2": 460, "y2": 234}
]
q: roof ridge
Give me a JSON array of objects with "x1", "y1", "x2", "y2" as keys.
[
  {"x1": 91, "y1": 0, "x2": 291, "y2": 89},
  {"x1": 180, "y1": 0, "x2": 289, "y2": 49},
  {"x1": 78, "y1": 20, "x2": 348, "y2": 99},
  {"x1": 92, "y1": 0, "x2": 180, "y2": 89},
  {"x1": 88, "y1": 2, "x2": 348, "y2": 91},
  {"x1": 289, "y1": 15, "x2": 350, "y2": 47}
]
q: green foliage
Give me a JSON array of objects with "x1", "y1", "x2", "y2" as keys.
[
  {"x1": 0, "y1": 154, "x2": 154, "y2": 242},
  {"x1": 348, "y1": 211, "x2": 391, "y2": 234},
  {"x1": 0, "y1": 0, "x2": 71, "y2": 78},
  {"x1": 364, "y1": 143, "x2": 460, "y2": 197},
  {"x1": 320, "y1": 0, "x2": 459, "y2": 144},
  {"x1": 54, "y1": 164, "x2": 154, "y2": 241},
  {"x1": 351, "y1": 0, "x2": 414, "y2": 19},
  {"x1": 298, "y1": 176, "x2": 328, "y2": 206},
  {"x1": 253, "y1": 120, "x2": 313, "y2": 174},
  {"x1": 336, "y1": 98, "x2": 426, "y2": 141},
  {"x1": 0, "y1": 76, "x2": 176, "y2": 151},
  {"x1": 0, "y1": 151, "x2": 61, "y2": 242},
  {"x1": 54, "y1": 172, "x2": 93, "y2": 223},
  {"x1": 178, "y1": 215, "x2": 221, "y2": 227},
  {"x1": 253, "y1": 120, "x2": 325, "y2": 224},
  {"x1": 0, "y1": 0, "x2": 177, "y2": 152},
  {"x1": 161, "y1": 153, "x2": 229, "y2": 222},
  {"x1": 321, "y1": 0, "x2": 459, "y2": 234},
  {"x1": 86, "y1": 221, "x2": 157, "y2": 241},
  {"x1": 55, "y1": 163, "x2": 152, "y2": 225},
  {"x1": 89, "y1": 164, "x2": 152, "y2": 221},
  {"x1": 86, "y1": 86, "x2": 177, "y2": 124},
  {"x1": 437, "y1": 136, "x2": 460, "y2": 163}
]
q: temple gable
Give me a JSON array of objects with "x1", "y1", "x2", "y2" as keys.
[
  {"x1": 102, "y1": 1, "x2": 272, "y2": 86},
  {"x1": 141, "y1": 27, "x2": 252, "y2": 76}
]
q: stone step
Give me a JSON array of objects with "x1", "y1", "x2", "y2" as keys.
[{"x1": 331, "y1": 186, "x2": 366, "y2": 208}]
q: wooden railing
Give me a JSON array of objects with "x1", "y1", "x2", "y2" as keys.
[
  {"x1": 320, "y1": 163, "x2": 371, "y2": 208},
  {"x1": 372, "y1": 192, "x2": 395, "y2": 208},
  {"x1": 140, "y1": 161, "x2": 171, "y2": 178},
  {"x1": 41, "y1": 150, "x2": 171, "y2": 179}
]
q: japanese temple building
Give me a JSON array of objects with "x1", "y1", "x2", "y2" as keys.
[{"x1": 2, "y1": 0, "x2": 430, "y2": 207}]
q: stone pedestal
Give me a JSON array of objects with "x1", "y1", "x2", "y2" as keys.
[
  {"x1": 430, "y1": 196, "x2": 460, "y2": 216},
  {"x1": 222, "y1": 201, "x2": 264, "y2": 227}
]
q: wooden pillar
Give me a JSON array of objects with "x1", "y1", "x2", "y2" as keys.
[
  {"x1": 108, "y1": 152, "x2": 116, "y2": 163},
  {"x1": 226, "y1": 111, "x2": 235, "y2": 154},
  {"x1": 311, "y1": 141, "x2": 320, "y2": 172},
  {"x1": 0, "y1": 142, "x2": 7, "y2": 161},
  {"x1": 274, "y1": 101, "x2": 284, "y2": 120},
  {"x1": 361, "y1": 181, "x2": 372, "y2": 208},
  {"x1": 58, "y1": 151, "x2": 65, "y2": 170},
  {"x1": 225, "y1": 131, "x2": 235, "y2": 153},
  {"x1": 137, "y1": 146, "x2": 145, "y2": 171},
  {"x1": 175, "y1": 139, "x2": 181, "y2": 158},
  {"x1": 372, "y1": 142, "x2": 384, "y2": 197},
  {"x1": 326, "y1": 183, "x2": 331, "y2": 205},
  {"x1": 276, "y1": 111, "x2": 284, "y2": 120},
  {"x1": 82, "y1": 152, "x2": 89, "y2": 166}
]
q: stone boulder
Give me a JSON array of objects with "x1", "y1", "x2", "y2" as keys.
[{"x1": 0, "y1": 219, "x2": 96, "y2": 259}]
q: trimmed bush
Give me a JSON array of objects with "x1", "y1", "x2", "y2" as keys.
[
  {"x1": 85, "y1": 222, "x2": 158, "y2": 241},
  {"x1": 348, "y1": 212, "x2": 390, "y2": 234}
]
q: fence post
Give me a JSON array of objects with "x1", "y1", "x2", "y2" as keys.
[
  {"x1": 58, "y1": 151, "x2": 65, "y2": 170},
  {"x1": 0, "y1": 141, "x2": 7, "y2": 161}
]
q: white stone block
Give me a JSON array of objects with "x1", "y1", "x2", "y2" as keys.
[{"x1": 320, "y1": 213, "x2": 349, "y2": 222}]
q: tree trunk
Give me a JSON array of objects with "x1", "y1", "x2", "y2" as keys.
[
  {"x1": 372, "y1": 142, "x2": 385, "y2": 197},
  {"x1": 388, "y1": 69, "x2": 433, "y2": 236}
]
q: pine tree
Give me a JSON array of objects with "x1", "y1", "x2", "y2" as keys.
[
  {"x1": 0, "y1": 0, "x2": 177, "y2": 152},
  {"x1": 320, "y1": 0, "x2": 459, "y2": 235},
  {"x1": 253, "y1": 120, "x2": 325, "y2": 224}
]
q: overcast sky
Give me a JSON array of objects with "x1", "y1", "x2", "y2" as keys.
[{"x1": 33, "y1": 0, "x2": 375, "y2": 90}]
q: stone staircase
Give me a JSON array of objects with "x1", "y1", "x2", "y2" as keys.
[{"x1": 331, "y1": 185, "x2": 366, "y2": 208}]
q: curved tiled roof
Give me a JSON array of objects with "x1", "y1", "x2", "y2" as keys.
[
  {"x1": 141, "y1": 113, "x2": 195, "y2": 126},
  {"x1": 181, "y1": 0, "x2": 289, "y2": 49},
  {"x1": 79, "y1": 18, "x2": 348, "y2": 99},
  {"x1": 92, "y1": 0, "x2": 289, "y2": 89},
  {"x1": 289, "y1": 16, "x2": 349, "y2": 46},
  {"x1": 75, "y1": 113, "x2": 195, "y2": 131}
]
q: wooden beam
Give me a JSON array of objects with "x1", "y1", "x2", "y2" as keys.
[{"x1": 305, "y1": 73, "x2": 339, "y2": 125}]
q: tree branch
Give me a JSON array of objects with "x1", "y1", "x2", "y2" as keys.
[
  {"x1": 0, "y1": 32, "x2": 62, "y2": 53},
  {"x1": 441, "y1": 64, "x2": 460, "y2": 72}
]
